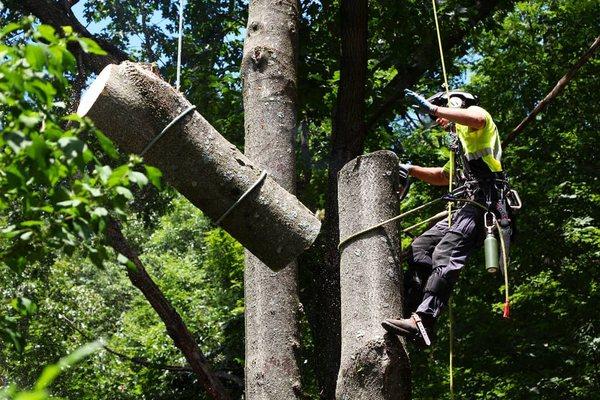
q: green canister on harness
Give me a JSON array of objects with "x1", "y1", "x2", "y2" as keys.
[
  {"x1": 483, "y1": 212, "x2": 499, "y2": 273},
  {"x1": 484, "y1": 229, "x2": 499, "y2": 273}
]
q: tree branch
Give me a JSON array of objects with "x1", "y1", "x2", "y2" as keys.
[
  {"x1": 60, "y1": 314, "x2": 194, "y2": 373},
  {"x1": 106, "y1": 218, "x2": 231, "y2": 400},
  {"x1": 5, "y1": 0, "x2": 129, "y2": 73},
  {"x1": 366, "y1": 0, "x2": 512, "y2": 132},
  {"x1": 503, "y1": 35, "x2": 600, "y2": 147}
]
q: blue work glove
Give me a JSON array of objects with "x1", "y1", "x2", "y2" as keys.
[{"x1": 404, "y1": 89, "x2": 437, "y2": 115}]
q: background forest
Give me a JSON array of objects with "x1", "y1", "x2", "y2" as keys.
[{"x1": 0, "y1": 0, "x2": 598, "y2": 399}]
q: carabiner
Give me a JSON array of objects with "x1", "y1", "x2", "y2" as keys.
[{"x1": 484, "y1": 211, "x2": 496, "y2": 231}]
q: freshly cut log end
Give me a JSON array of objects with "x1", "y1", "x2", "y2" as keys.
[
  {"x1": 77, "y1": 64, "x2": 115, "y2": 117},
  {"x1": 79, "y1": 61, "x2": 321, "y2": 271}
]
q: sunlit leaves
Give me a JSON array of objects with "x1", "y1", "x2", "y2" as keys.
[
  {"x1": 0, "y1": 341, "x2": 103, "y2": 399},
  {"x1": 0, "y1": 20, "x2": 159, "y2": 277}
]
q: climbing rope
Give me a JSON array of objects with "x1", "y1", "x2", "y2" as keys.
[
  {"x1": 430, "y1": 0, "x2": 454, "y2": 226},
  {"x1": 430, "y1": 0, "x2": 455, "y2": 395},
  {"x1": 338, "y1": 197, "x2": 446, "y2": 249},
  {"x1": 338, "y1": 189, "x2": 486, "y2": 249},
  {"x1": 175, "y1": 0, "x2": 185, "y2": 91},
  {"x1": 495, "y1": 219, "x2": 510, "y2": 318}
]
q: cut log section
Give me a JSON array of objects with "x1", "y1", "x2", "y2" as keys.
[
  {"x1": 336, "y1": 150, "x2": 411, "y2": 400},
  {"x1": 78, "y1": 61, "x2": 321, "y2": 271}
]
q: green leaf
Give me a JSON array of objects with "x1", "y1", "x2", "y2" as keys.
[
  {"x1": 32, "y1": 363, "x2": 57, "y2": 392},
  {"x1": 107, "y1": 165, "x2": 129, "y2": 187},
  {"x1": 58, "y1": 136, "x2": 87, "y2": 161},
  {"x1": 77, "y1": 37, "x2": 107, "y2": 56},
  {"x1": 96, "y1": 165, "x2": 112, "y2": 184},
  {"x1": 5, "y1": 165, "x2": 26, "y2": 189},
  {"x1": 93, "y1": 130, "x2": 119, "y2": 159},
  {"x1": 19, "y1": 231, "x2": 34, "y2": 241},
  {"x1": 14, "y1": 390, "x2": 47, "y2": 400},
  {"x1": 18, "y1": 111, "x2": 42, "y2": 128},
  {"x1": 35, "y1": 341, "x2": 104, "y2": 390},
  {"x1": 20, "y1": 220, "x2": 45, "y2": 227},
  {"x1": 1, "y1": 22, "x2": 22, "y2": 38},
  {"x1": 91, "y1": 207, "x2": 108, "y2": 218},
  {"x1": 81, "y1": 183, "x2": 102, "y2": 197},
  {"x1": 117, "y1": 253, "x2": 136, "y2": 271},
  {"x1": 36, "y1": 25, "x2": 57, "y2": 43},
  {"x1": 12, "y1": 297, "x2": 37, "y2": 316},
  {"x1": 56, "y1": 199, "x2": 82, "y2": 208},
  {"x1": 25, "y1": 134, "x2": 50, "y2": 166},
  {"x1": 128, "y1": 171, "x2": 148, "y2": 187},
  {"x1": 25, "y1": 44, "x2": 47, "y2": 69},
  {"x1": 115, "y1": 186, "x2": 133, "y2": 200},
  {"x1": 144, "y1": 165, "x2": 162, "y2": 188}
]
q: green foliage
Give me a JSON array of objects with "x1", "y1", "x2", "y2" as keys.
[
  {"x1": 1, "y1": 0, "x2": 598, "y2": 398},
  {"x1": 0, "y1": 341, "x2": 103, "y2": 400},
  {"x1": 0, "y1": 297, "x2": 37, "y2": 353},
  {"x1": 0, "y1": 18, "x2": 154, "y2": 273},
  {"x1": 1, "y1": 196, "x2": 245, "y2": 399}
]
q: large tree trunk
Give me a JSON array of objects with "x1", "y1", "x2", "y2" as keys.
[
  {"x1": 309, "y1": 0, "x2": 369, "y2": 397},
  {"x1": 106, "y1": 219, "x2": 230, "y2": 400},
  {"x1": 78, "y1": 62, "x2": 320, "y2": 271},
  {"x1": 241, "y1": 0, "x2": 303, "y2": 398},
  {"x1": 336, "y1": 151, "x2": 411, "y2": 399}
]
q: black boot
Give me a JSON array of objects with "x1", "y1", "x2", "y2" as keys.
[
  {"x1": 403, "y1": 263, "x2": 432, "y2": 317},
  {"x1": 382, "y1": 313, "x2": 435, "y2": 348}
]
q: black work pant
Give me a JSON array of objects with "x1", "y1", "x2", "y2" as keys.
[{"x1": 405, "y1": 204, "x2": 485, "y2": 322}]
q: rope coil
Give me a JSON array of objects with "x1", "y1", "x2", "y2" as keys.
[
  {"x1": 214, "y1": 171, "x2": 268, "y2": 226},
  {"x1": 140, "y1": 105, "x2": 196, "y2": 157}
]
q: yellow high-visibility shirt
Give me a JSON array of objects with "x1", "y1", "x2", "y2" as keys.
[{"x1": 443, "y1": 106, "x2": 502, "y2": 175}]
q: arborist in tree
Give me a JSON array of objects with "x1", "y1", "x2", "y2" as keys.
[{"x1": 382, "y1": 89, "x2": 517, "y2": 347}]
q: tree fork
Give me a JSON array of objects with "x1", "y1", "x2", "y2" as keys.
[
  {"x1": 336, "y1": 150, "x2": 411, "y2": 399},
  {"x1": 78, "y1": 61, "x2": 320, "y2": 271}
]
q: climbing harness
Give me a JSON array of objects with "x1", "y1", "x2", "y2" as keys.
[{"x1": 140, "y1": 105, "x2": 197, "y2": 156}]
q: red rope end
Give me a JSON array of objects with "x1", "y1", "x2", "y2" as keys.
[{"x1": 503, "y1": 301, "x2": 510, "y2": 319}]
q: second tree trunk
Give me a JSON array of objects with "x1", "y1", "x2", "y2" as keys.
[
  {"x1": 241, "y1": 0, "x2": 303, "y2": 399},
  {"x1": 336, "y1": 150, "x2": 411, "y2": 400}
]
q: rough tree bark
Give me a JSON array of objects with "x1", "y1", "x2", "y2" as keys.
[
  {"x1": 309, "y1": 0, "x2": 369, "y2": 396},
  {"x1": 241, "y1": 0, "x2": 303, "y2": 398},
  {"x1": 78, "y1": 62, "x2": 320, "y2": 271},
  {"x1": 336, "y1": 150, "x2": 411, "y2": 400},
  {"x1": 106, "y1": 219, "x2": 230, "y2": 400}
]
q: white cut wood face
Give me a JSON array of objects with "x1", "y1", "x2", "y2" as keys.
[{"x1": 77, "y1": 64, "x2": 115, "y2": 117}]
